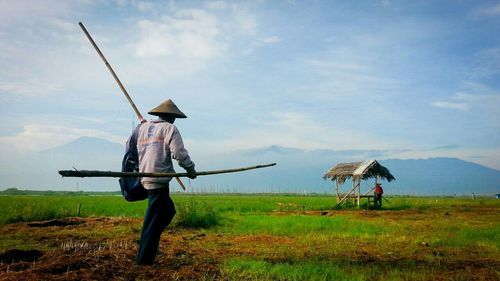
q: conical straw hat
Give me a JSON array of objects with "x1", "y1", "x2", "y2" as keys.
[{"x1": 148, "y1": 99, "x2": 187, "y2": 118}]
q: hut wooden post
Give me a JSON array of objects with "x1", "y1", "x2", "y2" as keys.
[
  {"x1": 352, "y1": 179, "x2": 356, "y2": 205},
  {"x1": 335, "y1": 179, "x2": 340, "y2": 202},
  {"x1": 356, "y1": 177, "x2": 361, "y2": 208}
]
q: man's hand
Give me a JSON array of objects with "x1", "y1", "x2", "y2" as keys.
[{"x1": 186, "y1": 167, "x2": 197, "y2": 179}]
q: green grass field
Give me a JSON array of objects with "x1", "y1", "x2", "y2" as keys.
[
  {"x1": 1, "y1": 193, "x2": 497, "y2": 224},
  {"x1": 0, "y1": 194, "x2": 498, "y2": 280}
]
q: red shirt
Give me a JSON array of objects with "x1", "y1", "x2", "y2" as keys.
[{"x1": 375, "y1": 185, "x2": 383, "y2": 194}]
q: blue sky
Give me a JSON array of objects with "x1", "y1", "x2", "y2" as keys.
[{"x1": 1, "y1": 0, "x2": 500, "y2": 170}]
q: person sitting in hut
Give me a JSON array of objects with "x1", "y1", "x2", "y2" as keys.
[{"x1": 374, "y1": 183, "x2": 384, "y2": 209}]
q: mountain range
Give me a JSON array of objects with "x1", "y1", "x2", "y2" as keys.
[{"x1": 0, "y1": 136, "x2": 499, "y2": 195}]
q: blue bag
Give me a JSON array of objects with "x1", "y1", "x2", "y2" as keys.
[{"x1": 119, "y1": 125, "x2": 148, "y2": 201}]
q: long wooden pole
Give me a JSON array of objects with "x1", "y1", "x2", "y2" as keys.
[
  {"x1": 59, "y1": 163, "x2": 276, "y2": 178},
  {"x1": 79, "y1": 22, "x2": 145, "y2": 122}
]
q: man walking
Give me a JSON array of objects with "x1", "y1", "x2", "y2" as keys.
[{"x1": 128, "y1": 99, "x2": 197, "y2": 265}]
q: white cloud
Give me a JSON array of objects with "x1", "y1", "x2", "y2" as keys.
[
  {"x1": 242, "y1": 36, "x2": 281, "y2": 54},
  {"x1": 115, "y1": 0, "x2": 162, "y2": 12},
  {"x1": 128, "y1": 5, "x2": 267, "y2": 80},
  {"x1": 47, "y1": 18, "x2": 76, "y2": 32},
  {"x1": 380, "y1": 0, "x2": 392, "y2": 7},
  {"x1": 131, "y1": 0, "x2": 157, "y2": 12},
  {"x1": 432, "y1": 91, "x2": 500, "y2": 111},
  {"x1": 135, "y1": 9, "x2": 225, "y2": 60},
  {"x1": 472, "y1": 47, "x2": 500, "y2": 78},
  {"x1": 0, "y1": 81, "x2": 64, "y2": 98},
  {"x1": 0, "y1": 0, "x2": 68, "y2": 26},
  {"x1": 306, "y1": 59, "x2": 369, "y2": 74},
  {"x1": 75, "y1": 116, "x2": 108, "y2": 124},
  {"x1": 0, "y1": 124, "x2": 125, "y2": 151},
  {"x1": 231, "y1": 5, "x2": 257, "y2": 35},
  {"x1": 378, "y1": 0, "x2": 400, "y2": 11},
  {"x1": 455, "y1": 92, "x2": 500, "y2": 103},
  {"x1": 189, "y1": 111, "x2": 409, "y2": 155},
  {"x1": 261, "y1": 36, "x2": 281, "y2": 44},
  {"x1": 473, "y1": 3, "x2": 500, "y2": 17},
  {"x1": 302, "y1": 58, "x2": 401, "y2": 99},
  {"x1": 206, "y1": 1, "x2": 227, "y2": 10},
  {"x1": 431, "y1": 101, "x2": 468, "y2": 111},
  {"x1": 0, "y1": 3, "x2": 103, "y2": 100}
]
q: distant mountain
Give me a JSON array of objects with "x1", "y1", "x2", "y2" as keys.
[
  {"x1": 42, "y1": 136, "x2": 123, "y2": 156},
  {"x1": 195, "y1": 145, "x2": 500, "y2": 195},
  {"x1": 242, "y1": 145, "x2": 304, "y2": 155},
  {"x1": 1, "y1": 139, "x2": 499, "y2": 195},
  {"x1": 379, "y1": 158, "x2": 500, "y2": 195},
  {"x1": 40, "y1": 136, "x2": 124, "y2": 171},
  {"x1": 0, "y1": 137, "x2": 124, "y2": 191}
]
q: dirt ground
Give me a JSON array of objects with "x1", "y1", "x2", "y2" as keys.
[
  {"x1": 0, "y1": 210, "x2": 499, "y2": 281},
  {"x1": 1, "y1": 217, "x2": 292, "y2": 280},
  {"x1": 0, "y1": 217, "x2": 223, "y2": 280}
]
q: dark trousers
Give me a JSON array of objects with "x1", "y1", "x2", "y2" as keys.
[
  {"x1": 136, "y1": 187, "x2": 176, "y2": 265},
  {"x1": 375, "y1": 194, "x2": 382, "y2": 209}
]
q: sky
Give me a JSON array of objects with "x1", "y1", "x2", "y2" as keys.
[{"x1": 1, "y1": 0, "x2": 500, "y2": 172}]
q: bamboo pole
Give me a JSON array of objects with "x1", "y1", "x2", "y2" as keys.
[
  {"x1": 174, "y1": 177, "x2": 187, "y2": 191},
  {"x1": 78, "y1": 22, "x2": 144, "y2": 122},
  {"x1": 362, "y1": 187, "x2": 375, "y2": 196},
  {"x1": 59, "y1": 163, "x2": 276, "y2": 178}
]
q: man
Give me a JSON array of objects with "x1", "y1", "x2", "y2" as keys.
[
  {"x1": 131, "y1": 99, "x2": 196, "y2": 265},
  {"x1": 374, "y1": 183, "x2": 383, "y2": 209}
]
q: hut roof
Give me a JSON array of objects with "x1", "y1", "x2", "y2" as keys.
[{"x1": 323, "y1": 159, "x2": 395, "y2": 184}]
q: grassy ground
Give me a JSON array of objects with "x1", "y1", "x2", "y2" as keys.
[{"x1": 0, "y1": 194, "x2": 498, "y2": 280}]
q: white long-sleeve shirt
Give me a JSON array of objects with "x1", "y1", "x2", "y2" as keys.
[{"x1": 136, "y1": 120, "x2": 195, "y2": 189}]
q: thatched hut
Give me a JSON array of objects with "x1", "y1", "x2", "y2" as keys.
[{"x1": 323, "y1": 160, "x2": 395, "y2": 207}]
